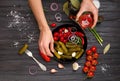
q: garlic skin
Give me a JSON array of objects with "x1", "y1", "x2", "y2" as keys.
[
  {"x1": 72, "y1": 62, "x2": 81, "y2": 71},
  {"x1": 58, "y1": 63, "x2": 64, "y2": 69},
  {"x1": 50, "y1": 69, "x2": 58, "y2": 74}
]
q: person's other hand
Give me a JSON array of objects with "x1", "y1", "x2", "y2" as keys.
[
  {"x1": 76, "y1": 0, "x2": 98, "y2": 28},
  {"x1": 38, "y1": 27, "x2": 54, "y2": 57}
]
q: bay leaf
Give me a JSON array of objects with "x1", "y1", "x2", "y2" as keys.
[
  {"x1": 103, "y1": 43, "x2": 111, "y2": 54},
  {"x1": 63, "y1": 1, "x2": 69, "y2": 16}
]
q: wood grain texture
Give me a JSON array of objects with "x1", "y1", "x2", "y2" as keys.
[{"x1": 0, "y1": 0, "x2": 120, "y2": 81}]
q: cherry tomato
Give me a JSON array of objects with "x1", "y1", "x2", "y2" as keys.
[
  {"x1": 53, "y1": 36, "x2": 58, "y2": 41},
  {"x1": 63, "y1": 39, "x2": 67, "y2": 44},
  {"x1": 86, "y1": 55, "x2": 93, "y2": 61},
  {"x1": 93, "y1": 52, "x2": 99, "y2": 59},
  {"x1": 60, "y1": 36, "x2": 64, "y2": 42},
  {"x1": 89, "y1": 66, "x2": 96, "y2": 72},
  {"x1": 59, "y1": 33, "x2": 63, "y2": 37},
  {"x1": 90, "y1": 46, "x2": 97, "y2": 53},
  {"x1": 86, "y1": 49, "x2": 93, "y2": 56},
  {"x1": 87, "y1": 71, "x2": 94, "y2": 78},
  {"x1": 91, "y1": 59, "x2": 98, "y2": 66},
  {"x1": 59, "y1": 28, "x2": 63, "y2": 33},
  {"x1": 85, "y1": 61, "x2": 91, "y2": 67},
  {"x1": 83, "y1": 66, "x2": 89, "y2": 73},
  {"x1": 53, "y1": 32, "x2": 59, "y2": 37},
  {"x1": 50, "y1": 23, "x2": 56, "y2": 27}
]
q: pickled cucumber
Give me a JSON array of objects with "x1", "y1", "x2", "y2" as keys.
[
  {"x1": 68, "y1": 47, "x2": 81, "y2": 52},
  {"x1": 58, "y1": 41, "x2": 68, "y2": 54},
  {"x1": 61, "y1": 55, "x2": 72, "y2": 60},
  {"x1": 75, "y1": 49, "x2": 84, "y2": 59},
  {"x1": 66, "y1": 42, "x2": 78, "y2": 48},
  {"x1": 53, "y1": 50, "x2": 61, "y2": 59}
]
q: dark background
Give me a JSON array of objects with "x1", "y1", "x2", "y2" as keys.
[{"x1": 0, "y1": 0, "x2": 120, "y2": 81}]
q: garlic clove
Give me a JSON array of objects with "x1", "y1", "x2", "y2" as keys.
[
  {"x1": 58, "y1": 51, "x2": 63, "y2": 55},
  {"x1": 72, "y1": 62, "x2": 80, "y2": 71},
  {"x1": 58, "y1": 63, "x2": 64, "y2": 69},
  {"x1": 72, "y1": 52, "x2": 76, "y2": 57},
  {"x1": 50, "y1": 69, "x2": 58, "y2": 74}
]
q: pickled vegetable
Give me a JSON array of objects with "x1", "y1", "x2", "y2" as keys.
[
  {"x1": 61, "y1": 55, "x2": 72, "y2": 60},
  {"x1": 58, "y1": 41, "x2": 68, "y2": 53},
  {"x1": 53, "y1": 50, "x2": 61, "y2": 59},
  {"x1": 75, "y1": 49, "x2": 84, "y2": 59},
  {"x1": 68, "y1": 47, "x2": 81, "y2": 52}
]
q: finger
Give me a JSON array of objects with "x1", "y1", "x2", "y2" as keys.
[
  {"x1": 50, "y1": 40, "x2": 54, "y2": 53},
  {"x1": 44, "y1": 44, "x2": 53, "y2": 57},
  {"x1": 76, "y1": 9, "x2": 84, "y2": 21},
  {"x1": 39, "y1": 43, "x2": 47, "y2": 56},
  {"x1": 91, "y1": 11, "x2": 98, "y2": 28}
]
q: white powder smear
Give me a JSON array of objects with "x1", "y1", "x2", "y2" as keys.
[
  {"x1": 100, "y1": 64, "x2": 110, "y2": 73},
  {"x1": 7, "y1": 7, "x2": 36, "y2": 47}
]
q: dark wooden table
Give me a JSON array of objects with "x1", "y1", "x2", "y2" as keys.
[{"x1": 0, "y1": 0, "x2": 120, "y2": 81}]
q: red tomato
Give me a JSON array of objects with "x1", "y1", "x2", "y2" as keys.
[
  {"x1": 59, "y1": 28, "x2": 63, "y2": 33},
  {"x1": 53, "y1": 32, "x2": 59, "y2": 37},
  {"x1": 63, "y1": 39, "x2": 67, "y2": 44},
  {"x1": 87, "y1": 71, "x2": 94, "y2": 78},
  {"x1": 53, "y1": 36, "x2": 58, "y2": 41},
  {"x1": 86, "y1": 55, "x2": 93, "y2": 61},
  {"x1": 89, "y1": 66, "x2": 96, "y2": 72},
  {"x1": 50, "y1": 23, "x2": 56, "y2": 27},
  {"x1": 83, "y1": 66, "x2": 89, "y2": 73},
  {"x1": 60, "y1": 37, "x2": 64, "y2": 42},
  {"x1": 78, "y1": 13, "x2": 93, "y2": 29},
  {"x1": 86, "y1": 49, "x2": 93, "y2": 56},
  {"x1": 93, "y1": 52, "x2": 99, "y2": 59},
  {"x1": 91, "y1": 46, "x2": 97, "y2": 53},
  {"x1": 85, "y1": 61, "x2": 91, "y2": 67},
  {"x1": 59, "y1": 33, "x2": 63, "y2": 37},
  {"x1": 91, "y1": 59, "x2": 98, "y2": 66}
]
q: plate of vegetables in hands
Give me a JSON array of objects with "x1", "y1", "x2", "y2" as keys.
[{"x1": 52, "y1": 24, "x2": 87, "y2": 63}]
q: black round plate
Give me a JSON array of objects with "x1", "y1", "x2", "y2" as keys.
[{"x1": 52, "y1": 24, "x2": 87, "y2": 63}]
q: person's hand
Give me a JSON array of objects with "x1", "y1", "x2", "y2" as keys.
[
  {"x1": 76, "y1": 0, "x2": 98, "y2": 28},
  {"x1": 38, "y1": 27, "x2": 54, "y2": 57}
]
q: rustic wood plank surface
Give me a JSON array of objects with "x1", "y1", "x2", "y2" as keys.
[{"x1": 0, "y1": 0, "x2": 120, "y2": 81}]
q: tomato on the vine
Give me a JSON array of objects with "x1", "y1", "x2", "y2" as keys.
[
  {"x1": 86, "y1": 49, "x2": 93, "y2": 55},
  {"x1": 90, "y1": 46, "x2": 97, "y2": 53},
  {"x1": 91, "y1": 59, "x2": 98, "y2": 66},
  {"x1": 87, "y1": 71, "x2": 94, "y2": 78},
  {"x1": 89, "y1": 66, "x2": 96, "y2": 72},
  {"x1": 85, "y1": 61, "x2": 91, "y2": 67},
  {"x1": 83, "y1": 66, "x2": 89, "y2": 73},
  {"x1": 86, "y1": 55, "x2": 93, "y2": 61},
  {"x1": 93, "y1": 52, "x2": 99, "y2": 59}
]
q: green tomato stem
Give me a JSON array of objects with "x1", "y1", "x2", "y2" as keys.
[{"x1": 88, "y1": 28, "x2": 103, "y2": 46}]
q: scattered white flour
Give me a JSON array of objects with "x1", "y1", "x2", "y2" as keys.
[
  {"x1": 13, "y1": 41, "x2": 20, "y2": 47},
  {"x1": 7, "y1": 10, "x2": 30, "y2": 31},
  {"x1": 27, "y1": 32, "x2": 35, "y2": 43},
  {"x1": 7, "y1": 6, "x2": 36, "y2": 47},
  {"x1": 100, "y1": 64, "x2": 110, "y2": 73}
]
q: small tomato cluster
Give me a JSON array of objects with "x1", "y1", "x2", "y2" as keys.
[{"x1": 82, "y1": 46, "x2": 99, "y2": 78}]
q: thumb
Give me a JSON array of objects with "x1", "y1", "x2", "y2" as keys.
[{"x1": 76, "y1": 10, "x2": 83, "y2": 21}]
